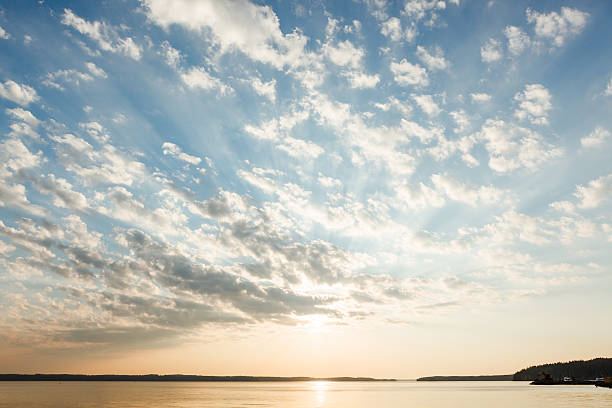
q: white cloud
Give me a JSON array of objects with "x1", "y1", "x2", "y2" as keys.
[
  {"x1": 6, "y1": 108, "x2": 40, "y2": 128},
  {"x1": 403, "y1": 0, "x2": 446, "y2": 22},
  {"x1": 514, "y1": 84, "x2": 552, "y2": 125},
  {"x1": 504, "y1": 25, "x2": 530, "y2": 55},
  {"x1": 180, "y1": 67, "x2": 232, "y2": 95},
  {"x1": 51, "y1": 133, "x2": 146, "y2": 186},
  {"x1": 0, "y1": 80, "x2": 39, "y2": 106},
  {"x1": 323, "y1": 40, "x2": 364, "y2": 68},
  {"x1": 249, "y1": 77, "x2": 276, "y2": 102},
  {"x1": 373, "y1": 96, "x2": 412, "y2": 116},
  {"x1": 412, "y1": 94, "x2": 441, "y2": 116},
  {"x1": 605, "y1": 76, "x2": 612, "y2": 97},
  {"x1": 431, "y1": 173, "x2": 506, "y2": 206},
  {"x1": 0, "y1": 26, "x2": 10, "y2": 40},
  {"x1": 160, "y1": 40, "x2": 182, "y2": 68},
  {"x1": 476, "y1": 119, "x2": 562, "y2": 172},
  {"x1": 318, "y1": 173, "x2": 342, "y2": 188},
  {"x1": 162, "y1": 142, "x2": 202, "y2": 165},
  {"x1": 42, "y1": 64, "x2": 106, "y2": 89},
  {"x1": 381, "y1": 17, "x2": 402, "y2": 41},
  {"x1": 61, "y1": 9, "x2": 142, "y2": 60},
  {"x1": 549, "y1": 200, "x2": 576, "y2": 214},
  {"x1": 481, "y1": 38, "x2": 502, "y2": 63},
  {"x1": 390, "y1": 60, "x2": 428, "y2": 87},
  {"x1": 380, "y1": 17, "x2": 415, "y2": 42},
  {"x1": 85, "y1": 62, "x2": 107, "y2": 78},
  {"x1": 6, "y1": 108, "x2": 41, "y2": 140},
  {"x1": 416, "y1": 45, "x2": 448, "y2": 71},
  {"x1": 344, "y1": 71, "x2": 380, "y2": 89},
  {"x1": 574, "y1": 174, "x2": 612, "y2": 209},
  {"x1": 581, "y1": 126, "x2": 610, "y2": 149},
  {"x1": 450, "y1": 109, "x2": 469, "y2": 133},
  {"x1": 526, "y1": 7, "x2": 589, "y2": 47},
  {"x1": 470, "y1": 92, "x2": 491, "y2": 103},
  {"x1": 0, "y1": 138, "x2": 42, "y2": 173},
  {"x1": 0, "y1": 181, "x2": 47, "y2": 216},
  {"x1": 277, "y1": 137, "x2": 324, "y2": 159},
  {"x1": 142, "y1": 0, "x2": 307, "y2": 70}
]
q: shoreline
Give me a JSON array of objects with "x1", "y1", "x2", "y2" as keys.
[{"x1": 0, "y1": 374, "x2": 396, "y2": 382}]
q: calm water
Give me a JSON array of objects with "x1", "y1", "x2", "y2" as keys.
[{"x1": 1, "y1": 381, "x2": 612, "y2": 408}]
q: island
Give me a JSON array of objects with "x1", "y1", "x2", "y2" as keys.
[
  {"x1": 0, "y1": 374, "x2": 396, "y2": 382},
  {"x1": 417, "y1": 375, "x2": 513, "y2": 381}
]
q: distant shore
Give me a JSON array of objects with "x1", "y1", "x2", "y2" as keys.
[
  {"x1": 0, "y1": 374, "x2": 396, "y2": 382},
  {"x1": 417, "y1": 375, "x2": 514, "y2": 381}
]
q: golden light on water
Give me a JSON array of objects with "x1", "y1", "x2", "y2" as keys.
[{"x1": 310, "y1": 381, "x2": 330, "y2": 407}]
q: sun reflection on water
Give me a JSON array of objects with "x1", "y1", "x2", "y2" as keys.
[{"x1": 309, "y1": 381, "x2": 330, "y2": 407}]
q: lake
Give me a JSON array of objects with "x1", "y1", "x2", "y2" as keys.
[{"x1": 1, "y1": 381, "x2": 612, "y2": 407}]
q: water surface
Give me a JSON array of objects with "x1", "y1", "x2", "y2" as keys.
[{"x1": 1, "y1": 380, "x2": 612, "y2": 407}]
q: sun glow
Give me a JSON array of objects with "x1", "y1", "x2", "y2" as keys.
[{"x1": 310, "y1": 380, "x2": 330, "y2": 407}]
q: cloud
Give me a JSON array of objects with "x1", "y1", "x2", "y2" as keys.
[
  {"x1": 430, "y1": 173, "x2": 506, "y2": 206},
  {"x1": 0, "y1": 80, "x2": 39, "y2": 106},
  {"x1": 574, "y1": 174, "x2": 612, "y2": 209},
  {"x1": 61, "y1": 9, "x2": 142, "y2": 59},
  {"x1": 476, "y1": 119, "x2": 562, "y2": 172},
  {"x1": 343, "y1": 71, "x2": 380, "y2": 89},
  {"x1": 581, "y1": 126, "x2": 610, "y2": 149},
  {"x1": 42, "y1": 68, "x2": 95, "y2": 90},
  {"x1": 6, "y1": 108, "x2": 41, "y2": 140},
  {"x1": 481, "y1": 38, "x2": 502, "y2": 63},
  {"x1": 249, "y1": 77, "x2": 276, "y2": 102},
  {"x1": 470, "y1": 92, "x2": 491, "y2": 103},
  {"x1": 605, "y1": 76, "x2": 612, "y2": 97},
  {"x1": 318, "y1": 173, "x2": 342, "y2": 188},
  {"x1": 450, "y1": 109, "x2": 469, "y2": 133},
  {"x1": 142, "y1": 0, "x2": 307, "y2": 70},
  {"x1": 276, "y1": 137, "x2": 324, "y2": 159},
  {"x1": 403, "y1": 0, "x2": 446, "y2": 23},
  {"x1": 514, "y1": 84, "x2": 552, "y2": 125},
  {"x1": 162, "y1": 142, "x2": 202, "y2": 165},
  {"x1": 51, "y1": 133, "x2": 146, "y2": 186},
  {"x1": 390, "y1": 59, "x2": 428, "y2": 87},
  {"x1": 526, "y1": 7, "x2": 589, "y2": 47},
  {"x1": 0, "y1": 25, "x2": 10, "y2": 40},
  {"x1": 412, "y1": 94, "x2": 441, "y2": 116},
  {"x1": 416, "y1": 45, "x2": 448, "y2": 71},
  {"x1": 85, "y1": 62, "x2": 107, "y2": 78},
  {"x1": 323, "y1": 40, "x2": 364, "y2": 68},
  {"x1": 160, "y1": 40, "x2": 182, "y2": 68},
  {"x1": 180, "y1": 66, "x2": 232, "y2": 95},
  {"x1": 380, "y1": 17, "x2": 415, "y2": 42},
  {"x1": 504, "y1": 25, "x2": 530, "y2": 55}
]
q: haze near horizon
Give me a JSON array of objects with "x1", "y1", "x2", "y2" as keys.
[{"x1": 0, "y1": 0, "x2": 611, "y2": 379}]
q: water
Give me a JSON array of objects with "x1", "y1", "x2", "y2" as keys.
[{"x1": 1, "y1": 381, "x2": 612, "y2": 408}]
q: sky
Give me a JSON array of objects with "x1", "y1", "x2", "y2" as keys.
[{"x1": 0, "y1": 0, "x2": 611, "y2": 379}]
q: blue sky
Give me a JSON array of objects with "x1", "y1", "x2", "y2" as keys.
[{"x1": 1, "y1": 0, "x2": 611, "y2": 376}]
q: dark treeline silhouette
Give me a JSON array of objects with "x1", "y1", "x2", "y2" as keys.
[
  {"x1": 0, "y1": 374, "x2": 396, "y2": 382},
  {"x1": 417, "y1": 375, "x2": 513, "y2": 381},
  {"x1": 513, "y1": 358, "x2": 612, "y2": 381}
]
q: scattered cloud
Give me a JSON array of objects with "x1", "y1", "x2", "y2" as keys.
[
  {"x1": 416, "y1": 45, "x2": 448, "y2": 71},
  {"x1": 61, "y1": 9, "x2": 142, "y2": 60},
  {"x1": 162, "y1": 142, "x2": 202, "y2": 165},
  {"x1": 0, "y1": 80, "x2": 39, "y2": 106},
  {"x1": 390, "y1": 59, "x2": 428, "y2": 87},
  {"x1": 526, "y1": 7, "x2": 589, "y2": 48},
  {"x1": 581, "y1": 126, "x2": 610, "y2": 149},
  {"x1": 574, "y1": 174, "x2": 612, "y2": 209},
  {"x1": 514, "y1": 84, "x2": 552, "y2": 125},
  {"x1": 481, "y1": 38, "x2": 502, "y2": 63}
]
